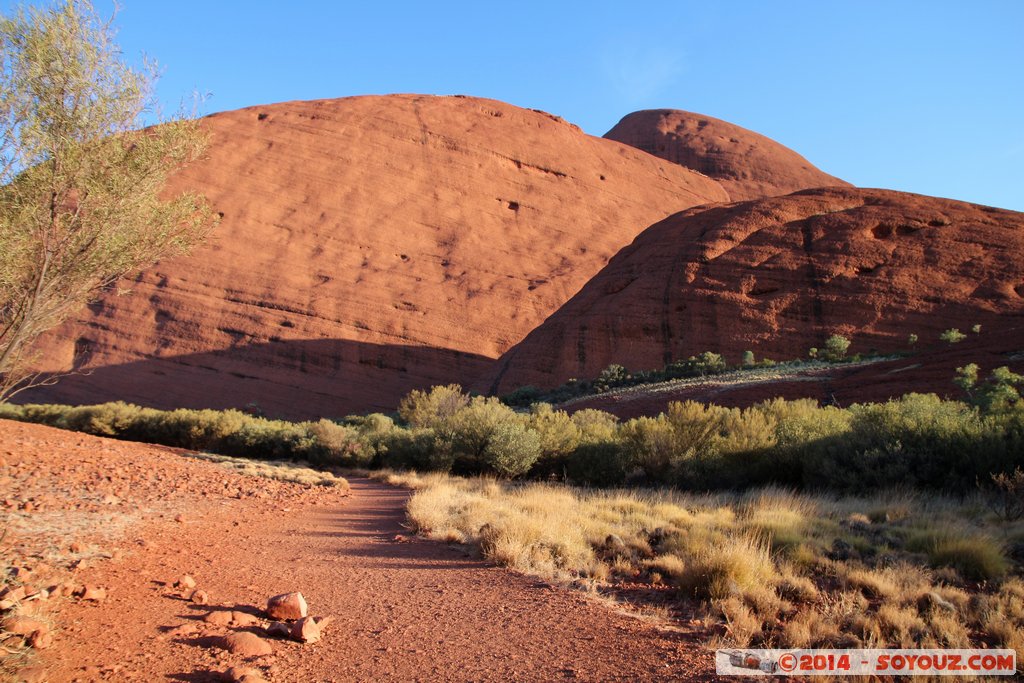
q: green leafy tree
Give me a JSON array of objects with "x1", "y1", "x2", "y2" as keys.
[{"x1": 0, "y1": 0, "x2": 216, "y2": 400}]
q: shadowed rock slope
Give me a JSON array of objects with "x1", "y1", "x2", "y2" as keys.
[
  {"x1": 605, "y1": 109, "x2": 850, "y2": 201},
  {"x1": 23, "y1": 95, "x2": 728, "y2": 418},
  {"x1": 488, "y1": 187, "x2": 1024, "y2": 394}
]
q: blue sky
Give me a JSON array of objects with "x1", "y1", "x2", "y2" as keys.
[{"x1": 7, "y1": 1, "x2": 1022, "y2": 210}]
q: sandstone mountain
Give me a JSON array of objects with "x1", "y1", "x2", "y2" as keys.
[
  {"x1": 488, "y1": 187, "x2": 1024, "y2": 394},
  {"x1": 604, "y1": 109, "x2": 850, "y2": 201},
  {"x1": 23, "y1": 95, "x2": 728, "y2": 418}
]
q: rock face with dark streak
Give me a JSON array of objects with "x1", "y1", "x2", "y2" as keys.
[
  {"x1": 488, "y1": 187, "x2": 1024, "y2": 394},
  {"x1": 604, "y1": 109, "x2": 850, "y2": 201},
  {"x1": 22, "y1": 95, "x2": 728, "y2": 418}
]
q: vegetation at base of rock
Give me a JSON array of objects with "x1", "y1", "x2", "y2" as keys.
[
  {"x1": 501, "y1": 344, "x2": 888, "y2": 407},
  {"x1": 2, "y1": 360, "x2": 1022, "y2": 494},
  {"x1": 383, "y1": 470, "x2": 1024, "y2": 655}
]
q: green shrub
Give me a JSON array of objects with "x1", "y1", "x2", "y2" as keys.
[
  {"x1": 665, "y1": 401, "x2": 727, "y2": 455},
  {"x1": 566, "y1": 441, "x2": 630, "y2": 487},
  {"x1": 571, "y1": 409, "x2": 619, "y2": 444},
  {"x1": 665, "y1": 352, "x2": 727, "y2": 379},
  {"x1": 527, "y1": 403, "x2": 580, "y2": 475},
  {"x1": 503, "y1": 385, "x2": 542, "y2": 407},
  {"x1": 443, "y1": 396, "x2": 521, "y2": 471},
  {"x1": 398, "y1": 384, "x2": 469, "y2": 428},
  {"x1": 594, "y1": 364, "x2": 629, "y2": 392},
  {"x1": 822, "y1": 334, "x2": 851, "y2": 362},
  {"x1": 377, "y1": 427, "x2": 448, "y2": 471},
  {"x1": 940, "y1": 328, "x2": 967, "y2": 344},
  {"x1": 620, "y1": 415, "x2": 678, "y2": 481},
  {"x1": 306, "y1": 419, "x2": 366, "y2": 466},
  {"x1": 801, "y1": 393, "x2": 1008, "y2": 492},
  {"x1": 483, "y1": 422, "x2": 541, "y2": 477}
]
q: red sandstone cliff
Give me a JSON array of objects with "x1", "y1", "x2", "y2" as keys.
[
  {"x1": 604, "y1": 109, "x2": 850, "y2": 201},
  {"x1": 22, "y1": 95, "x2": 727, "y2": 417}
]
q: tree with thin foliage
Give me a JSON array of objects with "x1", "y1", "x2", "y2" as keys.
[{"x1": 0, "y1": 0, "x2": 216, "y2": 401}]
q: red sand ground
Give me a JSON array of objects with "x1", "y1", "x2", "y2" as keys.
[{"x1": 1, "y1": 420, "x2": 714, "y2": 682}]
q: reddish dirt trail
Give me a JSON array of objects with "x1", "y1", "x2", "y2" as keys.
[{"x1": 2, "y1": 421, "x2": 713, "y2": 682}]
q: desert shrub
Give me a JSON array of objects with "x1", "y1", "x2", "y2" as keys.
[
  {"x1": 594, "y1": 364, "x2": 629, "y2": 393},
  {"x1": 60, "y1": 401, "x2": 146, "y2": 436},
  {"x1": 620, "y1": 415, "x2": 678, "y2": 481},
  {"x1": 345, "y1": 412, "x2": 395, "y2": 435},
  {"x1": 955, "y1": 363, "x2": 980, "y2": 398},
  {"x1": 987, "y1": 468, "x2": 1024, "y2": 522},
  {"x1": 502, "y1": 385, "x2": 542, "y2": 407},
  {"x1": 955, "y1": 364, "x2": 1023, "y2": 414},
  {"x1": 398, "y1": 384, "x2": 469, "y2": 428},
  {"x1": 527, "y1": 403, "x2": 580, "y2": 476},
  {"x1": 482, "y1": 421, "x2": 542, "y2": 477},
  {"x1": 718, "y1": 407, "x2": 777, "y2": 454},
  {"x1": 602, "y1": 401, "x2": 785, "y2": 489},
  {"x1": 755, "y1": 398, "x2": 851, "y2": 482},
  {"x1": 0, "y1": 402, "x2": 23, "y2": 423},
  {"x1": 682, "y1": 407, "x2": 781, "y2": 489},
  {"x1": 443, "y1": 396, "x2": 522, "y2": 472},
  {"x1": 665, "y1": 401, "x2": 727, "y2": 455},
  {"x1": 571, "y1": 409, "x2": 619, "y2": 444},
  {"x1": 305, "y1": 419, "x2": 366, "y2": 465},
  {"x1": 805, "y1": 394, "x2": 995, "y2": 491},
  {"x1": 377, "y1": 427, "x2": 449, "y2": 471},
  {"x1": 941, "y1": 328, "x2": 967, "y2": 344},
  {"x1": 186, "y1": 409, "x2": 254, "y2": 451},
  {"x1": 664, "y1": 351, "x2": 728, "y2": 380},
  {"x1": 742, "y1": 350, "x2": 756, "y2": 367},
  {"x1": 821, "y1": 334, "x2": 851, "y2": 362},
  {"x1": 566, "y1": 441, "x2": 630, "y2": 487}
]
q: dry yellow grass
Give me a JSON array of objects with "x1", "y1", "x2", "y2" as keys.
[
  {"x1": 380, "y1": 469, "x2": 1024, "y2": 661},
  {"x1": 187, "y1": 452, "x2": 350, "y2": 490}
]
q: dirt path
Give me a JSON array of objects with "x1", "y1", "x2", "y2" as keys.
[{"x1": 2, "y1": 421, "x2": 714, "y2": 682}]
